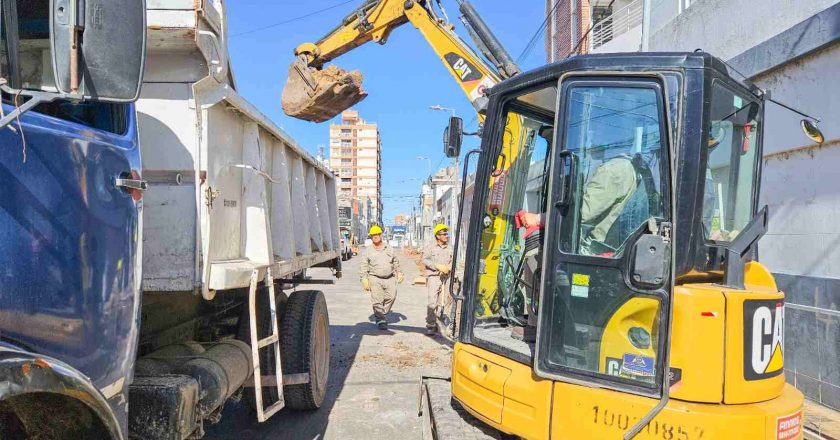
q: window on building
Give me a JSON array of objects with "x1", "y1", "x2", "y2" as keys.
[{"x1": 340, "y1": 139, "x2": 352, "y2": 146}]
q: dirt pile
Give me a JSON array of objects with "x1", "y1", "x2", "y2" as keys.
[{"x1": 281, "y1": 60, "x2": 368, "y2": 122}]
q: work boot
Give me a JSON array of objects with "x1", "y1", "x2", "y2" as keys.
[
  {"x1": 377, "y1": 320, "x2": 388, "y2": 330},
  {"x1": 426, "y1": 325, "x2": 437, "y2": 335}
]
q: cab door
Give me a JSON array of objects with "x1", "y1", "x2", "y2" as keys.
[{"x1": 534, "y1": 74, "x2": 674, "y2": 403}]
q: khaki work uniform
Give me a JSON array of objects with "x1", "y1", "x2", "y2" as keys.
[
  {"x1": 579, "y1": 157, "x2": 637, "y2": 255},
  {"x1": 422, "y1": 242, "x2": 453, "y2": 329},
  {"x1": 360, "y1": 244, "x2": 402, "y2": 323}
]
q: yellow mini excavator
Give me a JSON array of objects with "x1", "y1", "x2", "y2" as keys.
[{"x1": 281, "y1": 2, "x2": 820, "y2": 439}]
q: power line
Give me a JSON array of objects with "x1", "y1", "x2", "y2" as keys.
[
  {"x1": 231, "y1": 0, "x2": 357, "y2": 38},
  {"x1": 516, "y1": 0, "x2": 563, "y2": 64}
]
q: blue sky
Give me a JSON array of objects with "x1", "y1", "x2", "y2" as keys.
[{"x1": 226, "y1": 1, "x2": 548, "y2": 224}]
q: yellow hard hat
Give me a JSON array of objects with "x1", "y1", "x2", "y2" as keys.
[
  {"x1": 433, "y1": 224, "x2": 449, "y2": 235},
  {"x1": 369, "y1": 225, "x2": 383, "y2": 236}
]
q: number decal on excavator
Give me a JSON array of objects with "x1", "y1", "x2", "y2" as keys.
[
  {"x1": 591, "y1": 406, "x2": 705, "y2": 439},
  {"x1": 743, "y1": 300, "x2": 785, "y2": 380}
]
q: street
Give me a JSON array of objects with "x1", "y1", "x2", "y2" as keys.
[{"x1": 205, "y1": 250, "x2": 451, "y2": 440}]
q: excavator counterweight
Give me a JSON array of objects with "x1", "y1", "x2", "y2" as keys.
[{"x1": 281, "y1": 58, "x2": 367, "y2": 122}]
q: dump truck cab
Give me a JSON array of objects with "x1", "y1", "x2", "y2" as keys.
[{"x1": 447, "y1": 52, "x2": 804, "y2": 440}]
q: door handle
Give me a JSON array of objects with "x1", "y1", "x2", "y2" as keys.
[
  {"x1": 115, "y1": 178, "x2": 148, "y2": 192},
  {"x1": 555, "y1": 150, "x2": 576, "y2": 209}
]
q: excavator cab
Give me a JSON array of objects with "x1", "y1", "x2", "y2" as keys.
[{"x1": 446, "y1": 52, "x2": 806, "y2": 439}]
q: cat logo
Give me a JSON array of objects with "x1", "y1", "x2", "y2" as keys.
[
  {"x1": 444, "y1": 53, "x2": 482, "y2": 83},
  {"x1": 743, "y1": 300, "x2": 785, "y2": 380}
]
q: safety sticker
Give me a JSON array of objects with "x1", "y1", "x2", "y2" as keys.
[
  {"x1": 776, "y1": 411, "x2": 801, "y2": 440},
  {"x1": 620, "y1": 353, "x2": 654, "y2": 377},
  {"x1": 571, "y1": 273, "x2": 590, "y2": 298}
]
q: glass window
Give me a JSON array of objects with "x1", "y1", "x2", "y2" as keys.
[
  {"x1": 1, "y1": 0, "x2": 55, "y2": 92},
  {"x1": 470, "y1": 85, "x2": 557, "y2": 358},
  {"x1": 33, "y1": 100, "x2": 127, "y2": 134},
  {"x1": 540, "y1": 82, "x2": 668, "y2": 389},
  {"x1": 702, "y1": 82, "x2": 760, "y2": 242},
  {"x1": 560, "y1": 85, "x2": 665, "y2": 257}
]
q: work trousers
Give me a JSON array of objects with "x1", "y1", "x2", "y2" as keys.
[
  {"x1": 369, "y1": 276, "x2": 397, "y2": 323},
  {"x1": 426, "y1": 275, "x2": 450, "y2": 328}
]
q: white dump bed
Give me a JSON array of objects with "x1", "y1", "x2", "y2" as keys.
[{"x1": 140, "y1": 0, "x2": 340, "y2": 299}]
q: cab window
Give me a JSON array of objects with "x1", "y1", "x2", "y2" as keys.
[
  {"x1": 469, "y1": 84, "x2": 556, "y2": 359},
  {"x1": 702, "y1": 82, "x2": 760, "y2": 242}
]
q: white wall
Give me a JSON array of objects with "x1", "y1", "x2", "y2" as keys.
[
  {"x1": 591, "y1": 24, "x2": 642, "y2": 53},
  {"x1": 649, "y1": 0, "x2": 837, "y2": 60},
  {"x1": 755, "y1": 44, "x2": 840, "y2": 277}
]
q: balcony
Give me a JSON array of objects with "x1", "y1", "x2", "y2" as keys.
[{"x1": 591, "y1": 0, "x2": 643, "y2": 52}]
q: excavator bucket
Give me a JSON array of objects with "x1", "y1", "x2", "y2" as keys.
[{"x1": 281, "y1": 58, "x2": 368, "y2": 123}]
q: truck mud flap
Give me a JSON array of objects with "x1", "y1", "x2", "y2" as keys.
[{"x1": 419, "y1": 377, "x2": 505, "y2": 440}]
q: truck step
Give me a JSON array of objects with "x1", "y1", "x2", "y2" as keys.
[{"x1": 421, "y1": 377, "x2": 506, "y2": 440}]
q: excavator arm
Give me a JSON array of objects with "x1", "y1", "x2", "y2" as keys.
[{"x1": 282, "y1": 0, "x2": 518, "y2": 122}]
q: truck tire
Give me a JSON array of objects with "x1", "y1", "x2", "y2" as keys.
[{"x1": 281, "y1": 290, "x2": 330, "y2": 410}]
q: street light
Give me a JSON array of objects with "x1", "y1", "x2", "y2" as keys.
[{"x1": 429, "y1": 104, "x2": 456, "y2": 117}]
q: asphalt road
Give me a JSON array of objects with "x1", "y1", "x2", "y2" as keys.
[{"x1": 205, "y1": 249, "x2": 451, "y2": 440}]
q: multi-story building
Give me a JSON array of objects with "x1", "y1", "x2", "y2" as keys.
[
  {"x1": 544, "y1": 0, "x2": 593, "y2": 61},
  {"x1": 394, "y1": 213, "x2": 408, "y2": 226},
  {"x1": 329, "y1": 110, "x2": 383, "y2": 226},
  {"x1": 546, "y1": 0, "x2": 840, "y2": 429}
]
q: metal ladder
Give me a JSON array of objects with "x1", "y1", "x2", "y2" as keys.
[{"x1": 247, "y1": 266, "x2": 285, "y2": 422}]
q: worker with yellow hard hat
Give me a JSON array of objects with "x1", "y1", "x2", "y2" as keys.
[
  {"x1": 359, "y1": 224, "x2": 404, "y2": 330},
  {"x1": 422, "y1": 223, "x2": 453, "y2": 335}
]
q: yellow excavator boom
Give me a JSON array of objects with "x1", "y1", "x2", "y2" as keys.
[{"x1": 281, "y1": 0, "x2": 512, "y2": 122}]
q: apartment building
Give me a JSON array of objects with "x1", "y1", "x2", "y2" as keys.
[
  {"x1": 544, "y1": 0, "x2": 593, "y2": 61},
  {"x1": 329, "y1": 110, "x2": 383, "y2": 226}
]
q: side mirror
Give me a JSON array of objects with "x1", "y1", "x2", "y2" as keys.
[
  {"x1": 444, "y1": 116, "x2": 463, "y2": 158},
  {"x1": 0, "y1": 0, "x2": 145, "y2": 129},
  {"x1": 52, "y1": 0, "x2": 146, "y2": 101},
  {"x1": 801, "y1": 119, "x2": 824, "y2": 144}
]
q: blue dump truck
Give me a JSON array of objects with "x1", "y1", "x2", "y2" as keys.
[
  {"x1": 0, "y1": 1, "x2": 340, "y2": 438},
  {"x1": 0, "y1": 0, "x2": 146, "y2": 438}
]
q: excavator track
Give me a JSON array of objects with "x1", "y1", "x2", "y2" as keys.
[{"x1": 420, "y1": 377, "x2": 506, "y2": 440}]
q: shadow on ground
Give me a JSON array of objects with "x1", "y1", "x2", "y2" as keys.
[{"x1": 204, "y1": 320, "x2": 450, "y2": 440}]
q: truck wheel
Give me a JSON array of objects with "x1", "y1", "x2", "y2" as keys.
[{"x1": 281, "y1": 290, "x2": 330, "y2": 410}]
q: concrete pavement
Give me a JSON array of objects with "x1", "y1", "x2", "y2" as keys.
[{"x1": 205, "y1": 249, "x2": 451, "y2": 440}]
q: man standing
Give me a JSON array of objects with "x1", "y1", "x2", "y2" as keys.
[
  {"x1": 360, "y1": 225, "x2": 404, "y2": 330},
  {"x1": 422, "y1": 224, "x2": 453, "y2": 335}
]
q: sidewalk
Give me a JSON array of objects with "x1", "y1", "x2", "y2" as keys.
[{"x1": 206, "y1": 250, "x2": 451, "y2": 440}]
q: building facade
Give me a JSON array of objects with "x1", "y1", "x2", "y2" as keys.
[
  {"x1": 329, "y1": 110, "x2": 383, "y2": 226},
  {"x1": 547, "y1": 0, "x2": 840, "y2": 423},
  {"x1": 545, "y1": 0, "x2": 593, "y2": 61}
]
